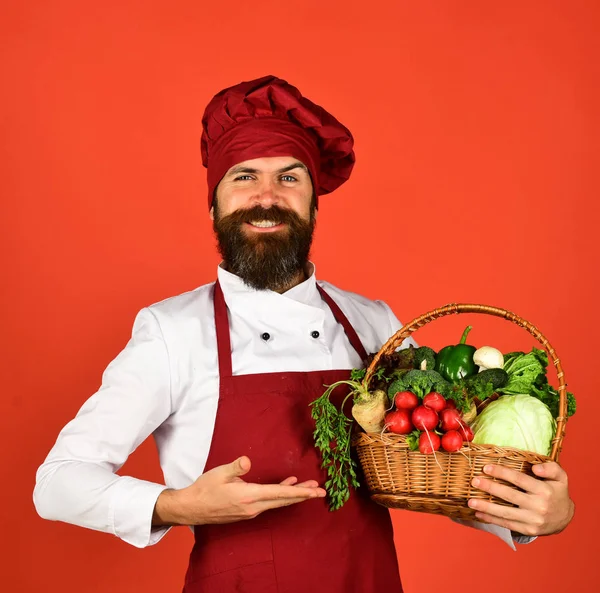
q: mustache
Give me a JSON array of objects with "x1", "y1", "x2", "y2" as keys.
[{"x1": 218, "y1": 205, "x2": 305, "y2": 226}]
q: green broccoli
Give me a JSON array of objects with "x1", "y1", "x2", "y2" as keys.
[
  {"x1": 387, "y1": 378, "x2": 405, "y2": 400},
  {"x1": 413, "y1": 346, "x2": 437, "y2": 371},
  {"x1": 466, "y1": 368, "x2": 508, "y2": 391},
  {"x1": 388, "y1": 369, "x2": 451, "y2": 400}
]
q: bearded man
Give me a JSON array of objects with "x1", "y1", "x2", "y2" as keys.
[{"x1": 34, "y1": 75, "x2": 574, "y2": 593}]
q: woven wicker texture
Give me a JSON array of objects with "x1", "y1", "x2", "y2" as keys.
[{"x1": 353, "y1": 303, "x2": 568, "y2": 519}]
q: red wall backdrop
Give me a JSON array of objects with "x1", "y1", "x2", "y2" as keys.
[{"x1": 2, "y1": 1, "x2": 598, "y2": 591}]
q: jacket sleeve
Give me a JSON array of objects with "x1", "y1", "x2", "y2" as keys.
[
  {"x1": 451, "y1": 518, "x2": 536, "y2": 549},
  {"x1": 33, "y1": 307, "x2": 172, "y2": 548},
  {"x1": 376, "y1": 300, "x2": 418, "y2": 349}
]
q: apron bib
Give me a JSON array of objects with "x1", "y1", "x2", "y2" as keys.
[{"x1": 182, "y1": 281, "x2": 403, "y2": 592}]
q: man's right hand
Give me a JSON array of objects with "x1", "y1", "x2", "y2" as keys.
[{"x1": 152, "y1": 456, "x2": 326, "y2": 526}]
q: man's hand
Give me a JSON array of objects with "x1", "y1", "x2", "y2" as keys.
[
  {"x1": 468, "y1": 462, "x2": 575, "y2": 537},
  {"x1": 152, "y1": 456, "x2": 326, "y2": 526}
]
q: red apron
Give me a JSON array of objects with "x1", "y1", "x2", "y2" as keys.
[{"x1": 182, "y1": 281, "x2": 403, "y2": 593}]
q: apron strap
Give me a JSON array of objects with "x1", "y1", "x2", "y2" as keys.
[
  {"x1": 213, "y1": 281, "x2": 233, "y2": 378},
  {"x1": 214, "y1": 280, "x2": 369, "y2": 378},
  {"x1": 315, "y1": 284, "x2": 369, "y2": 361}
]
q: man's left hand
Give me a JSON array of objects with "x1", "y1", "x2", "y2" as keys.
[{"x1": 468, "y1": 462, "x2": 575, "y2": 537}]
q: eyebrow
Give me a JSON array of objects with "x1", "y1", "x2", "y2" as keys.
[{"x1": 226, "y1": 161, "x2": 308, "y2": 177}]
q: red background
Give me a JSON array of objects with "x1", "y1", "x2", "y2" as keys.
[{"x1": 2, "y1": 1, "x2": 598, "y2": 591}]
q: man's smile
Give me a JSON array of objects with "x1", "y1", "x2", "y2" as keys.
[{"x1": 244, "y1": 220, "x2": 287, "y2": 233}]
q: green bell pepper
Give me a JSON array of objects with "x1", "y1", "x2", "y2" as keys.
[{"x1": 435, "y1": 325, "x2": 478, "y2": 382}]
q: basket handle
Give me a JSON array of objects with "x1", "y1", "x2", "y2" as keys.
[{"x1": 364, "y1": 303, "x2": 568, "y2": 461}]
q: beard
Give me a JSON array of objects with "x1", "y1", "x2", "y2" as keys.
[{"x1": 213, "y1": 202, "x2": 316, "y2": 292}]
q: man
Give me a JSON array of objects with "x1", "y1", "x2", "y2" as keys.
[{"x1": 34, "y1": 75, "x2": 574, "y2": 592}]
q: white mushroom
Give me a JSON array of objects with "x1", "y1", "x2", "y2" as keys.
[{"x1": 473, "y1": 346, "x2": 504, "y2": 372}]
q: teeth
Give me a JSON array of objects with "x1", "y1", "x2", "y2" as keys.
[{"x1": 249, "y1": 220, "x2": 279, "y2": 228}]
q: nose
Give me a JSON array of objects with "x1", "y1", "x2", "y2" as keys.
[{"x1": 252, "y1": 179, "x2": 279, "y2": 208}]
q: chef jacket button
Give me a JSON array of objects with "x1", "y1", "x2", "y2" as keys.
[
  {"x1": 261, "y1": 332, "x2": 271, "y2": 341},
  {"x1": 311, "y1": 331, "x2": 320, "y2": 339}
]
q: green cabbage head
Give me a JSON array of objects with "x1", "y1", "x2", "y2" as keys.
[{"x1": 471, "y1": 394, "x2": 556, "y2": 456}]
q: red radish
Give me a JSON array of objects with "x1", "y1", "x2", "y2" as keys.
[
  {"x1": 411, "y1": 406, "x2": 439, "y2": 431},
  {"x1": 394, "y1": 391, "x2": 419, "y2": 410},
  {"x1": 423, "y1": 392, "x2": 447, "y2": 412},
  {"x1": 440, "y1": 408, "x2": 462, "y2": 432},
  {"x1": 446, "y1": 399, "x2": 457, "y2": 410},
  {"x1": 458, "y1": 424, "x2": 474, "y2": 442},
  {"x1": 419, "y1": 431, "x2": 441, "y2": 454},
  {"x1": 441, "y1": 430, "x2": 464, "y2": 452},
  {"x1": 385, "y1": 409, "x2": 413, "y2": 435}
]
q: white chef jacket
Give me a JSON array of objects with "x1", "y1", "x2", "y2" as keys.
[{"x1": 34, "y1": 264, "x2": 530, "y2": 550}]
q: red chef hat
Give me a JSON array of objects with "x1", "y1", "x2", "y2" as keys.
[{"x1": 201, "y1": 75, "x2": 355, "y2": 208}]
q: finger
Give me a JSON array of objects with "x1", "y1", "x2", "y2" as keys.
[
  {"x1": 468, "y1": 497, "x2": 535, "y2": 524},
  {"x1": 248, "y1": 483, "x2": 327, "y2": 502},
  {"x1": 532, "y1": 462, "x2": 567, "y2": 482},
  {"x1": 472, "y1": 511, "x2": 536, "y2": 536},
  {"x1": 279, "y1": 478, "x2": 322, "y2": 488},
  {"x1": 294, "y1": 480, "x2": 321, "y2": 488},
  {"x1": 480, "y1": 464, "x2": 548, "y2": 495},
  {"x1": 279, "y1": 476, "x2": 298, "y2": 486},
  {"x1": 251, "y1": 494, "x2": 325, "y2": 514},
  {"x1": 471, "y1": 476, "x2": 530, "y2": 508},
  {"x1": 213, "y1": 456, "x2": 251, "y2": 481}
]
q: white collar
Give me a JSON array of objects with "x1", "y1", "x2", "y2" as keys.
[{"x1": 216, "y1": 262, "x2": 323, "y2": 316}]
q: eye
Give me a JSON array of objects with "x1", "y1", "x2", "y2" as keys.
[
  {"x1": 234, "y1": 175, "x2": 254, "y2": 181},
  {"x1": 281, "y1": 175, "x2": 297, "y2": 182}
]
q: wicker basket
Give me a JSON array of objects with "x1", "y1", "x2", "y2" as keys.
[{"x1": 352, "y1": 303, "x2": 569, "y2": 521}]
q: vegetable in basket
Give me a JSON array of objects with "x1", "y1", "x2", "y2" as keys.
[
  {"x1": 473, "y1": 346, "x2": 504, "y2": 371},
  {"x1": 471, "y1": 394, "x2": 556, "y2": 456},
  {"x1": 500, "y1": 348, "x2": 547, "y2": 396},
  {"x1": 414, "y1": 346, "x2": 437, "y2": 371},
  {"x1": 435, "y1": 325, "x2": 478, "y2": 382},
  {"x1": 310, "y1": 370, "x2": 389, "y2": 511},
  {"x1": 387, "y1": 368, "x2": 450, "y2": 401},
  {"x1": 470, "y1": 367, "x2": 509, "y2": 390},
  {"x1": 351, "y1": 389, "x2": 388, "y2": 433},
  {"x1": 385, "y1": 409, "x2": 413, "y2": 434},
  {"x1": 499, "y1": 348, "x2": 576, "y2": 418}
]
